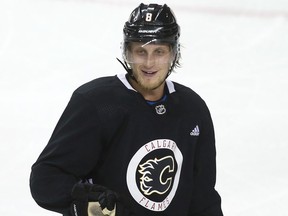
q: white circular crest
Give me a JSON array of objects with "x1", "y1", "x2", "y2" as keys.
[{"x1": 126, "y1": 139, "x2": 183, "y2": 212}]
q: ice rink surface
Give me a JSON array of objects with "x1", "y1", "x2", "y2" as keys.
[{"x1": 0, "y1": 0, "x2": 288, "y2": 215}]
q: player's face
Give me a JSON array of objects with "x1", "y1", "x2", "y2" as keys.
[{"x1": 126, "y1": 42, "x2": 174, "y2": 92}]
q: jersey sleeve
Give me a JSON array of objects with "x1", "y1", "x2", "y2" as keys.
[
  {"x1": 188, "y1": 103, "x2": 223, "y2": 216},
  {"x1": 30, "y1": 92, "x2": 106, "y2": 215}
]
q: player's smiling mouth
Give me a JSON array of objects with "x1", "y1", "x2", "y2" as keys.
[{"x1": 142, "y1": 70, "x2": 157, "y2": 76}]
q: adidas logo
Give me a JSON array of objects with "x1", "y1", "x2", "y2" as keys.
[{"x1": 190, "y1": 125, "x2": 200, "y2": 136}]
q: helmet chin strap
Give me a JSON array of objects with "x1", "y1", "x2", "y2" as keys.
[
  {"x1": 116, "y1": 58, "x2": 137, "y2": 82},
  {"x1": 167, "y1": 58, "x2": 176, "y2": 78}
]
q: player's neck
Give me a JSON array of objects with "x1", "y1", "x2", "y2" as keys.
[
  {"x1": 140, "y1": 87, "x2": 165, "y2": 101},
  {"x1": 129, "y1": 78, "x2": 165, "y2": 101}
]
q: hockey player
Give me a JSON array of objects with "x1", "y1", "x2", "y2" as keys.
[{"x1": 30, "y1": 3, "x2": 223, "y2": 216}]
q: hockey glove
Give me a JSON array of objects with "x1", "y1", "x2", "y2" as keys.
[{"x1": 71, "y1": 183, "x2": 134, "y2": 216}]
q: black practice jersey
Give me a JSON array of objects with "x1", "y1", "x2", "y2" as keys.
[{"x1": 30, "y1": 74, "x2": 223, "y2": 216}]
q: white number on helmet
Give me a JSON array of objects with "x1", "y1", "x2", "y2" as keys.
[{"x1": 145, "y1": 13, "x2": 153, "y2": 22}]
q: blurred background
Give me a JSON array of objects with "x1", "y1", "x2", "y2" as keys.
[{"x1": 0, "y1": 0, "x2": 287, "y2": 215}]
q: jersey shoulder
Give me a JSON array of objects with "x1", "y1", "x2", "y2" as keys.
[
  {"x1": 73, "y1": 75, "x2": 131, "y2": 102},
  {"x1": 171, "y1": 81, "x2": 211, "y2": 116},
  {"x1": 172, "y1": 81, "x2": 205, "y2": 103},
  {"x1": 74, "y1": 76, "x2": 122, "y2": 94}
]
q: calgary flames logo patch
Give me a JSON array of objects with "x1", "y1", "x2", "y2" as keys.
[
  {"x1": 127, "y1": 139, "x2": 183, "y2": 212},
  {"x1": 139, "y1": 156, "x2": 174, "y2": 196}
]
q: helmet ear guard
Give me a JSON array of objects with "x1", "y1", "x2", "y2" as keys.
[{"x1": 118, "y1": 3, "x2": 181, "y2": 76}]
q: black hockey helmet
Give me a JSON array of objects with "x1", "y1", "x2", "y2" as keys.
[
  {"x1": 123, "y1": 3, "x2": 180, "y2": 45},
  {"x1": 118, "y1": 3, "x2": 181, "y2": 76}
]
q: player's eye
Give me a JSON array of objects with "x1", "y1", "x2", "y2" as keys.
[
  {"x1": 134, "y1": 48, "x2": 146, "y2": 56},
  {"x1": 154, "y1": 48, "x2": 168, "y2": 56}
]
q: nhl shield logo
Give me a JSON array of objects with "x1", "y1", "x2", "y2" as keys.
[{"x1": 155, "y1": 104, "x2": 166, "y2": 115}]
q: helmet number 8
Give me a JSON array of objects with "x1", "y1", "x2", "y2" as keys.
[{"x1": 145, "y1": 13, "x2": 153, "y2": 22}]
